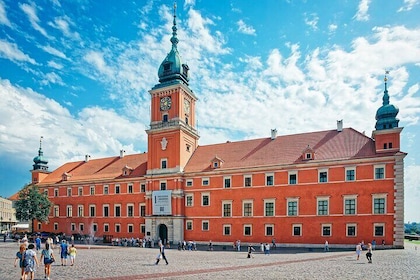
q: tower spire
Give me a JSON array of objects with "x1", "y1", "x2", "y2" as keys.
[
  {"x1": 170, "y1": 2, "x2": 179, "y2": 50},
  {"x1": 382, "y1": 70, "x2": 390, "y2": 106}
]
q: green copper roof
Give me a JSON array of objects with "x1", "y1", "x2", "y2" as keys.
[
  {"x1": 375, "y1": 76, "x2": 399, "y2": 130},
  {"x1": 33, "y1": 137, "x2": 49, "y2": 171},
  {"x1": 155, "y1": 3, "x2": 189, "y2": 88}
]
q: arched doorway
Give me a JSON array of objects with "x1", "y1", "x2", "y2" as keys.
[{"x1": 158, "y1": 224, "x2": 168, "y2": 244}]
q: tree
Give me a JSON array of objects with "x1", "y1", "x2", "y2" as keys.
[{"x1": 15, "y1": 184, "x2": 52, "y2": 232}]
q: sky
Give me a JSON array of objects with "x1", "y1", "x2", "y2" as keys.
[{"x1": 0, "y1": 0, "x2": 419, "y2": 222}]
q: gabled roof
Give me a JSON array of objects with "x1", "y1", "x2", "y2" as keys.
[
  {"x1": 37, "y1": 153, "x2": 148, "y2": 185},
  {"x1": 184, "y1": 128, "x2": 376, "y2": 172}
]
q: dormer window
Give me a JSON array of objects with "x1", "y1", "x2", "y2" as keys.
[
  {"x1": 302, "y1": 145, "x2": 315, "y2": 160},
  {"x1": 122, "y1": 165, "x2": 134, "y2": 176},
  {"x1": 211, "y1": 156, "x2": 224, "y2": 169},
  {"x1": 62, "y1": 172, "x2": 71, "y2": 181}
]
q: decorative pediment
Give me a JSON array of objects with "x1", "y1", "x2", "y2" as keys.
[
  {"x1": 302, "y1": 145, "x2": 315, "y2": 160},
  {"x1": 210, "y1": 155, "x2": 224, "y2": 169},
  {"x1": 122, "y1": 165, "x2": 134, "y2": 176}
]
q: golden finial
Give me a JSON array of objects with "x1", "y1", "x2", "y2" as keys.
[{"x1": 384, "y1": 70, "x2": 390, "y2": 82}]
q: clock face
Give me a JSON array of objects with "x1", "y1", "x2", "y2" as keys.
[
  {"x1": 184, "y1": 99, "x2": 190, "y2": 114},
  {"x1": 160, "y1": 96, "x2": 172, "y2": 111}
]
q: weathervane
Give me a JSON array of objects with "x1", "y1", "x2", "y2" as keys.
[{"x1": 384, "y1": 70, "x2": 390, "y2": 82}]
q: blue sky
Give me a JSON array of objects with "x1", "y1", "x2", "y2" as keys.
[{"x1": 0, "y1": 0, "x2": 419, "y2": 222}]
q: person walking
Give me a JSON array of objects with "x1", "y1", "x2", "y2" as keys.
[
  {"x1": 324, "y1": 240, "x2": 329, "y2": 252},
  {"x1": 366, "y1": 243, "x2": 373, "y2": 263},
  {"x1": 356, "y1": 243, "x2": 362, "y2": 260},
  {"x1": 14, "y1": 244, "x2": 26, "y2": 280},
  {"x1": 247, "y1": 244, "x2": 255, "y2": 258},
  {"x1": 40, "y1": 242, "x2": 55, "y2": 280},
  {"x1": 60, "y1": 240, "x2": 69, "y2": 266},
  {"x1": 35, "y1": 236, "x2": 41, "y2": 251},
  {"x1": 23, "y1": 243, "x2": 39, "y2": 280},
  {"x1": 264, "y1": 243, "x2": 270, "y2": 255},
  {"x1": 69, "y1": 244, "x2": 77, "y2": 266},
  {"x1": 155, "y1": 241, "x2": 168, "y2": 265}
]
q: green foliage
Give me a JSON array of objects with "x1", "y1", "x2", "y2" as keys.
[
  {"x1": 15, "y1": 184, "x2": 52, "y2": 224},
  {"x1": 404, "y1": 222, "x2": 420, "y2": 235}
]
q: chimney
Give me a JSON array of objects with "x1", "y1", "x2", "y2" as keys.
[
  {"x1": 337, "y1": 120, "x2": 343, "y2": 132},
  {"x1": 85, "y1": 154, "x2": 91, "y2": 162},
  {"x1": 271, "y1": 129, "x2": 277, "y2": 140},
  {"x1": 120, "y1": 149, "x2": 125, "y2": 158}
]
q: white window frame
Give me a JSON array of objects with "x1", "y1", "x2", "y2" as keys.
[
  {"x1": 186, "y1": 220, "x2": 193, "y2": 230},
  {"x1": 115, "y1": 223, "x2": 121, "y2": 233},
  {"x1": 244, "y1": 175, "x2": 252, "y2": 187},
  {"x1": 288, "y1": 171, "x2": 298, "y2": 185},
  {"x1": 78, "y1": 187, "x2": 83, "y2": 196},
  {"x1": 128, "y1": 184, "x2": 133, "y2": 194},
  {"x1": 114, "y1": 204, "x2": 121, "y2": 217},
  {"x1": 54, "y1": 188, "x2": 59, "y2": 197},
  {"x1": 266, "y1": 173, "x2": 274, "y2": 186},
  {"x1": 224, "y1": 176, "x2": 232, "y2": 188},
  {"x1": 127, "y1": 224, "x2": 134, "y2": 233},
  {"x1": 374, "y1": 164, "x2": 385, "y2": 180},
  {"x1": 140, "y1": 203, "x2": 146, "y2": 217},
  {"x1": 242, "y1": 200, "x2": 253, "y2": 217},
  {"x1": 66, "y1": 205, "x2": 72, "y2": 217},
  {"x1": 89, "y1": 204, "x2": 96, "y2": 217},
  {"x1": 104, "y1": 223, "x2": 109, "y2": 232},
  {"x1": 161, "y1": 158, "x2": 168, "y2": 169},
  {"x1": 77, "y1": 205, "x2": 84, "y2": 217},
  {"x1": 79, "y1": 223, "x2": 84, "y2": 232},
  {"x1": 292, "y1": 224, "x2": 302, "y2": 236},
  {"x1": 287, "y1": 197, "x2": 299, "y2": 216},
  {"x1": 186, "y1": 179, "x2": 193, "y2": 187},
  {"x1": 222, "y1": 200, "x2": 232, "y2": 217},
  {"x1": 346, "y1": 223, "x2": 357, "y2": 237},
  {"x1": 223, "y1": 224, "x2": 231, "y2": 236},
  {"x1": 316, "y1": 196, "x2": 330, "y2": 216},
  {"x1": 373, "y1": 223, "x2": 385, "y2": 237},
  {"x1": 265, "y1": 224, "x2": 274, "y2": 236},
  {"x1": 103, "y1": 185, "x2": 109, "y2": 195},
  {"x1": 201, "y1": 192, "x2": 210, "y2": 206},
  {"x1": 127, "y1": 203, "x2": 134, "y2": 217},
  {"x1": 67, "y1": 187, "x2": 72, "y2": 197},
  {"x1": 115, "y1": 184, "x2": 120, "y2": 194},
  {"x1": 243, "y1": 224, "x2": 252, "y2": 236},
  {"x1": 345, "y1": 166, "x2": 356, "y2": 181},
  {"x1": 372, "y1": 193, "x2": 387, "y2": 214},
  {"x1": 343, "y1": 195, "x2": 358, "y2": 215},
  {"x1": 90, "y1": 186, "x2": 95, "y2": 195},
  {"x1": 160, "y1": 180, "x2": 167, "y2": 190},
  {"x1": 318, "y1": 169, "x2": 328, "y2": 183},
  {"x1": 321, "y1": 223, "x2": 332, "y2": 237},
  {"x1": 103, "y1": 204, "x2": 110, "y2": 217},
  {"x1": 264, "y1": 199, "x2": 275, "y2": 217},
  {"x1": 185, "y1": 194, "x2": 194, "y2": 207},
  {"x1": 202, "y1": 177, "x2": 210, "y2": 186},
  {"x1": 54, "y1": 206, "x2": 59, "y2": 217},
  {"x1": 71, "y1": 223, "x2": 76, "y2": 231},
  {"x1": 202, "y1": 220, "x2": 209, "y2": 231}
]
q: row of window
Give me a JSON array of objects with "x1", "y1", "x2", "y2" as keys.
[
  {"x1": 48, "y1": 184, "x2": 147, "y2": 197},
  {"x1": 185, "y1": 221, "x2": 386, "y2": 238},
  {"x1": 53, "y1": 204, "x2": 146, "y2": 218},
  {"x1": 186, "y1": 194, "x2": 387, "y2": 216},
  {"x1": 185, "y1": 165, "x2": 386, "y2": 188},
  {"x1": 43, "y1": 222, "x2": 146, "y2": 234}
]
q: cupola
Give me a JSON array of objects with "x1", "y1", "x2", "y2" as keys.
[
  {"x1": 33, "y1": 136, "x2": 49, "y2": 171},
  {"x1": 375, "y1": 73, "x2": 399, "y2": 130}
]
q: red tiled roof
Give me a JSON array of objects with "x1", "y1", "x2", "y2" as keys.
[
  {"x1": 184, "y1": 128, "x2": 376, "y2": 172},
  {"x1": 38, "y1": 153, "x2": 148, "y2": 185}
]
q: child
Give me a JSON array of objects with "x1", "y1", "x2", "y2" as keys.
[
  {"x1": 69, "y1": 244, "x2": 77, "y2": 266},
  {"x1": 14, "y1": 244, "x2": 26, "y2": 280}
]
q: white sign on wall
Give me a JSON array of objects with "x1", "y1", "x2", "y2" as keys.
[{"x1": 152, "y1": 190, "x2": 172, "y2": 215}]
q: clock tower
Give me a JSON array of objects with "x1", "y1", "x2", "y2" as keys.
[{"x1": 145, "y1": 4, "x2": 199, "y2": 243}]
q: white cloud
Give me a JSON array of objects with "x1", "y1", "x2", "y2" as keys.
[
  {"x1": 83, "y1": 50, "x2": 114, "y2": 78},
  {"x1": 40, "y1": 72, "x2": 64, "y2": 86},
  {"x1": 0, "y1": 0, "x2": 11, "y2": 27},
  {"x1": 48, "y1": 16, "x2": 81, "y2": 40},
  {"x1": 19, "y1": 3, "x2": 51, "y2": 38},
  {"x1": 47, "y1": 60, "x2": 63, "y2": 70},
  {"x1": 0, "y1": 39, "x2": 36, "y2": 64},
  {"x1": 397, "y1": 0, "x2": 419, "y2": 12},
  {"x1": 354, "y1": 0, "x2": 370, "y2": 21},
  {"x1": 304, "y1": 13, "x2": 319, "y2": 30},
  {"x1": 237, "y1": 19, "x2": 256, "y2": 35},
  {"x1": 41, "y1": 45, "x2": 68, "y2": 59},
  {"x1": 328, "y1": 24, "x2": 338, "y2": 33}
]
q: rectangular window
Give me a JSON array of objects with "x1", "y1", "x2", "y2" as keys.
[
  {"x1": 264, "y1": 201, "x2": 274, "y2": 217},
  {"x1": 128, "y1": 184, "x2": 133, "y2": 194},
  {"x1": 67, "y1": 188, "x2": 72, "y2": 197},
  {"x1": 224, "y1": 177, "x2": 231, "y2": 188},
  {"x1": 202, "y1": 193, "x2": 210, "y2": 206},
  {"x1": 322, "y1": 224, "x2": 331, "y2": 236},
  {"x1": 104, "y1": 185, "x2": 109, "y2": 195},
  {"x1": 244, "y1": 225, "x2": 252, "y2": 236},
  {"x1": 344, "y1": 198, "x2": 356, "y2": 215},
  {"x1": 265, "y1": 224, "x2": 274, "y2": 236},
  {"x1": 289, "y1": 172, "x2": 297, "y2": 185},
  {"x1": 104, "y1": 224, "x2": 109, "y2": 232},
  {"x1": 141, "y1": 224, "x2": 145, "y2": 234},
  {"x1": 54, "y1": 223, "x2": 58, "y2": 231},
  {"x1": 71, "y1": 223, "x2": 75, "y2": 231},
  {"x1": 93, "y1": 224, "x2": 98, "y2": 232},
  {"x1": 103, "y1": 205, "x2": 109, "y2": 217},
  {"x1": 79, "y1": 223, "x2": 84, "y2": 232},
  {"x1": 186, "y1": 220, "x2": 193, "y2": 230},
  {"x1": 90, "y1": 186, "x2": 95, "y2": 195},
  {"x1": 140, "y1": 205, "x2": 146, "y2": 217},
  {"x1": 373, "y1": 197, "x2": 386, "y2": 214},
  {"x1": 222, "y1": 201, "x2": 232, "y2": 217},
  {"x1": 243, "y1": 201, "x2": 253, "y2": 217},
  {"x1": 115, "y1": 224, "x2": 121, "y2": 233},
  {"x1": 128, "y1": 224, "x2": 133, "y2": 233},
  {"x1": 78, "y1": 205, "x2": 84, "y2": 217},
  {"x1": 115, "y1": 185, "x2": 120, "y2": 194},
  {"x1": 160, "y1": 182, "x2": 167, "y2": 190},
  {"x1": 287, "y1": 199, "x2": 298, "y2": 216},
  {"x1": 54, "y1": 206, "x2": 59, "y2": 217},
  {"x1": 346, "y1": 168, "x2": 356, "y2": 181},
  {"x1": 266, "y1": 174, "x2": 274, "y2": 186},
  {"x1": 223, "y1": 225, "x2": 231, "y2": 235},
  {"x1": 115, "y1": 205, "x2": 121, "y2": 217},
  {"x1": 202, "y1": 221, "x2": 209, "y2": 231},
  {"x1": 319, "y1": 170, "x2": 328, "y2": 183},
  {"x1": 78, "y1": 187, "x2": 83, "y2": 196},
  {"x1": 54, "y1": 189, "x2": 58, "y2": 197},
  {"x1": 89, "y1": 205, "x2": 95, "y2": 217},
  {"x1": 37, "y1": 223, "x2": 41, "y2": 230},
  {"x1": 202, "y1": 178, "x2": 209, "y2": 186},
  {"x1": 244, "y1": 175, "x2": 252, "y2": 187},
  {"x1": 374, "y1": 223, "x2": 385, "y2": 236},
  {"x1": 66, "y1": 205, "x2": 72, "y2": 217},
  {"x1": 346, "y1": 224, "x2": 357, "y2": 237},
  {"x1": 161, "y1": 159, "x2": 167, "y2": 169},
  {"x1": 186, "y1": 180, "x2": 193, "y2": 187},
  {"x1": 127, "y1": 205, "x2": 134, "y2": 217},
  {"x1": 292, "y1": 224, "x2": 302, "y2": 236},
  {"x1": 140, "y1": 184, "x2": 146, "y2": 192},
  {"x1": 186, "y1": 194, "x2": 193, "y2": 206},
  {"x1": 317, "y1": 198, "x2": 329, "y2": 216},
  {"x1": 375, "y1": 166, "x2": 385, "y2": 179}
]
